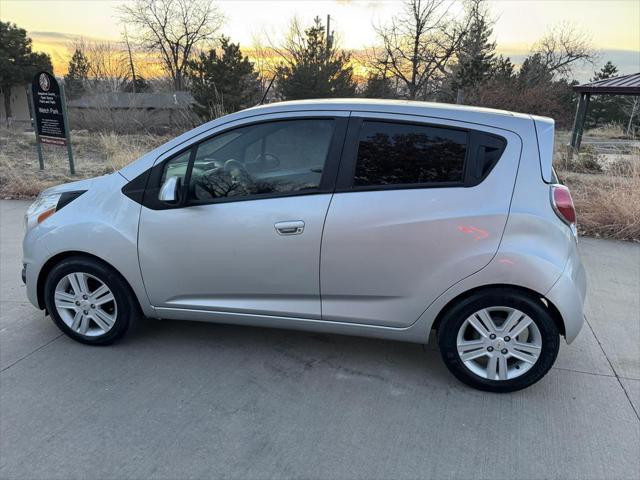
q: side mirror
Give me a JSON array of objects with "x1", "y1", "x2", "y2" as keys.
[{"x1": 159, "y1": 176, "x2": 181, "y2": 203}]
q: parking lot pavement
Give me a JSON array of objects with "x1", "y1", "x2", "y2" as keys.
[{"x1": 1, "y1": 199, "x2": 639, "y2": 480}]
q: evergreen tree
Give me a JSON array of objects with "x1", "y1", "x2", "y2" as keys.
[
  {"x1": 362, "y1": 73, "x2": 397, "y2": 99},
  {"x1": 449, "y1": 0, "x2": 496, "y2": 103},
  {"x1": 587, "y1": 61, "x2": 624, "y2": 127},
  {"x1": 518, "y1": 53, "x2": 554, "y2": 87},
  {"x1": 188, "y1": 36, "x2": 260, "y2": 120},
  {"x1": 592, "y1": 61, "x2": 618, "y2": 81},
  {"x1": 0, "y1": 22, "x2": 52, "y2": 124},
  {"x1": 275, "y1": 17, "x2": 356, "y2": 100},
  {"x1": 64, "y1": 48, "x2": 90, "y2": 99},
  {"x1": 493, "y1": 55, "x2": 515, "y2": 82},
  {"x1": 123, "y1": 75, "x2": 151, "y2": 93}
]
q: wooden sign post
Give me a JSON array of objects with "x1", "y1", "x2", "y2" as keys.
[{"x1": 30, "y1": 71, "x2": 75, "y2": 175}]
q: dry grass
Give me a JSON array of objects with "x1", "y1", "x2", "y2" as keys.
[
  {"x1": 97, "y1": 132, "x2": 168, "y2": 171},
  {"x1": 0, "y1": 127, "x2": 169, "y2": 199},
  {"x1": 557, "y1": 149, "x2": 640, "y2": 241},
  {"x1": 584, "y1": 123, "x2": 631, "y2": 139}
]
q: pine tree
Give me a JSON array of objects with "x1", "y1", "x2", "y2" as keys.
[
  {"x1": 450, "y1": 0, "x2": 496, "y2": 103},
  {"x1": 362, "y1": 73, "x2": 397, "y2": 99},
  {"x1": 592, "y1": 61, "x2": 618, "y2": 82},
  {"x1": 123, "y1": 75, "x2": 151, "y2": 93},
  {"x1": 64, "y1": 48, "x2": 90, "y2": 99},
  {"x1": 0, "y1": 22, "x2": 52, "y2": 124},
  {"x1": 188, "y1": 36, "x2": 261, "y2": 120},
  {"x1": 518, "y1": 53, "x2": 554, "y2": 88},
  {"x1": 587, "y1": 61, "x2": 624, "y2": 127},
  {"x1": 493, "y1": 55, "x2": 515, "y2": 82},
  {"x1": 275, "y1": 17, "x2": 356, "y2": 100}
]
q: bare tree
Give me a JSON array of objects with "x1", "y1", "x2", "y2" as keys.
[
  {"x1": 250, "y1": 33, "x2": 278, "y2": 97},
  {"x1": 369, "y1": 0, "x2": 469, "y2": 100},
  {"x1": 68, "y1": 39, "x2": 131, "y2": 93},
  {"x1": 533, "y1": 22, "x2": 595, "y2": 77},
  {"x1": 86, "y1": 42, "x2": 131, "y2": 92},
  {"x1": 267, "y1": 16, "x2": 306, "y2": 66},
  {"x1": 119, "y1": 0, "x2": 224, "y2": 91}
]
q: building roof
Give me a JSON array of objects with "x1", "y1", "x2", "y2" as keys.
[
  {"x1": 67, "y1": 91, "x2": 195, "y2": 109},
  {"x1": 573, "y1": 72, "x2": 640, "y2": 95}
]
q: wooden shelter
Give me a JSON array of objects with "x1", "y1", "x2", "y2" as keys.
[{"x1": 570, "y1": 72, "x2": 640, "y2": 152}]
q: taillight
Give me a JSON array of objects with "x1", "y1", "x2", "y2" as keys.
[{"x1": 551, "y1": 184, "x2": 576, "y2": 225}]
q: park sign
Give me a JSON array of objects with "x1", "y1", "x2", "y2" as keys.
[
  {"x1": 28, "y1": 71, "x2": 75, "y2": 174},
  {"x1": 31, "y1": 72, "x2": 66, "y2": 146}
]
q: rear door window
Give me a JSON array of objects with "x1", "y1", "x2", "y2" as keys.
[{"x1": 353, "y1": 121, "x2": 468, "y2": 187}]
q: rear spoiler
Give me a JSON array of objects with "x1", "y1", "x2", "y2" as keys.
[{"x1": 531, "y1": 115, "x2": 555, "y2": 183}]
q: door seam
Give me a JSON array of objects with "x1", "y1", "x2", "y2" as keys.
[{"x1": 319, "y1": 112, "x2": 352, "y2": 319}]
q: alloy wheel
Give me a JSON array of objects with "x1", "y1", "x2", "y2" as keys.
[
  {"x1": 456, "y1": 307, "x2": 542, "y2": 381},
  {"x1": 54, "y1": 272, "x2": 118, "y2": 337}
]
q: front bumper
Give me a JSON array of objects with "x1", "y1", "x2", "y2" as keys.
[{"x1": 23, "y1": 225, "x2": 51, "y2": 310}]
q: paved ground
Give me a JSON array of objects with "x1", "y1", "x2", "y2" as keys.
[{"x1": 1, "y1": 199, "x2": 639, "y2": 480}]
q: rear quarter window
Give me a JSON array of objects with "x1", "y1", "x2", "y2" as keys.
[{"x1": 467, "y1": 132, "x2": 507, "y2": 184}]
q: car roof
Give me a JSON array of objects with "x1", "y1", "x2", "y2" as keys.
[
  {"x1": 235, "y1": 98, "x2": 536, "y2": 134},
  {"x1": 243, "y1": 98, "x2": 526, "y2": 119},
  {"x1": 119, "y1": 98, "x2": 538, "y2": 181}
]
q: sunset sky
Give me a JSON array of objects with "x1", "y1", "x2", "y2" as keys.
[{"x1": 2, "y1": 0, "x2": 639, "y2": 80}]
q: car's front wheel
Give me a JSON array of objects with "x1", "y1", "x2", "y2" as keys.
[
  {"x1": 44, "y1": 256, "x2": 137, "y2": 345},
  {"x1": 437, "y1": 289, "x2": 560, "y2": 392}
]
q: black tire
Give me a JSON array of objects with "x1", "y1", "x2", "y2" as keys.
[
  {"x1": 437, "y1": 288, "x2": 560, "y2": 393},
  {"x1": 44, "y1": 256, "x2": 139, "y2": 345}
]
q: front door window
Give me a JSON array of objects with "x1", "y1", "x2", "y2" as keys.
[{"x1": 183, "y1": 119, "x2": 335, "y2": 201}]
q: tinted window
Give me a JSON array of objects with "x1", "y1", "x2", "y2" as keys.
[
  {"x1": 468, "y1": 133, "x2": 507, "y2": 182},
  {"x1": 354, "y1": 121, "x2": 467, "y2": 187},
  {"x1": 188, "y1": 119, "x2": 334, "y2": 201}
]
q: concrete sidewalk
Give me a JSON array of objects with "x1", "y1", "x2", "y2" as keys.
[{"x1": 1, "y1": 199, "x2": 638, "y2": 479}]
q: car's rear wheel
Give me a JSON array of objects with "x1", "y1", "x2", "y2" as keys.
[
  {"x1": 44, "y1": 256, "x2": 137, "y2": 345},
  {"x1": 437, "y1": 289, "x2": 560, "y2": 392}
]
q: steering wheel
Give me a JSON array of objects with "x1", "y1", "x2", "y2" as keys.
[{"x1": 223, "y1": 159, "x2": 252, "y2": 183}]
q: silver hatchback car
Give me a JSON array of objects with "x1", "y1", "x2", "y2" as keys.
[{"x1": 23, "y1": 99, "x2": 586, "y2": 392}]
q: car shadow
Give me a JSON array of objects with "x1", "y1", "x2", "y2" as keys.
[{"x1": 122, "y1": 314, "x2": 455, "y2": 391}]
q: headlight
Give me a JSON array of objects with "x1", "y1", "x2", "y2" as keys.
[
  {"x1": 24, "y1": 190, "x2": 86, "y2": 232},
  {"x1": 25, "y1": 193, "x2": 62, "y2": 231}
]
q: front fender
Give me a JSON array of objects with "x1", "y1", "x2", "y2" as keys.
[{"x1": 25, "y1": 173, "x2": 154, "y2": 317}]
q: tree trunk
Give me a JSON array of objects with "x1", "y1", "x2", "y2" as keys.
[
  {"x1": 2, "y1": 86, "x2": 13, "y2": 127},
  {"x1": 408, "y1": 84, "x2": 417, "y2": 100},
  {"x1": 174, "y1": 71, "x2": 183, "y2": 91}
]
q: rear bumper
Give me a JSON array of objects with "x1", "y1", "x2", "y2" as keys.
[{"x1": 545, "y1": 244, "x2": 587, "y2": 343}]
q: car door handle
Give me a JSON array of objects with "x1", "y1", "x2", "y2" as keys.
[{"x1": 275, "y1": 221, "x2": 305, "y2": 236}]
